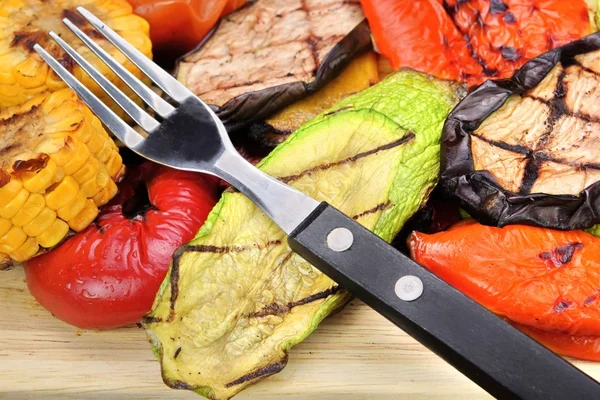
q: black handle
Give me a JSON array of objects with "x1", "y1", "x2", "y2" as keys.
[{"x1": 288, "y1": 202, "x2": 600, "y2": 400}]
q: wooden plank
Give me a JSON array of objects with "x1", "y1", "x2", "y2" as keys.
[{"x1": 1, "y1": 267, "x2": 600, "y2": 399}]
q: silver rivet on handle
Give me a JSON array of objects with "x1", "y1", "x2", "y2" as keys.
[
  {"x1": 327, "y1": 227, "x2": 354, "y2": 252},
  {"x1": 395, "y1": 275, "x2": 423, "y2": 301}
]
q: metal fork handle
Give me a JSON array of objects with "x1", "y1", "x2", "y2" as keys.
[{"x1": 212, "y1": 150, "x2": 319, "y2": 234}]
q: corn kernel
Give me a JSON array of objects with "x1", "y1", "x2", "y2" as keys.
[
  {"x1": 80, "y1": 167, "x2": 107, "y2": 198},
  {"x1": 94, "y1": 140, "x2": 112, "y2": 163},
  {"x1": 23, "y1": 207, "x2": 56, "y2": 237},
  {"x1": 104, "y1": 151, "x2": 124, "y2": 180},
  {"x1": 0, "y1": 218, "x2": 12, "y2": 237},
  {"x1": 0, "y1": 188, "x2": 29, "y2": 219},
  {"x1": 45, "y1": 176, "x2": 78, "y2": 210},
  {"x1": 62, "y1": 139, "x2": 91, "y2": 175},
  {"x1": 48, "y1": 138, "x2": 75, "y2": 167},
  {"x1": 37, "y1": 219, "x2": 69, "y2": 248},
  {"x1": 57, "y1": 191, "x2": 86, "y2": 221},
  {"x1": 10, "y1": 237, "x2": 39, "y2": 262},
  {"x1": 11, "y1": 193, "x2": 45, "y2": 226},
  {"x1": 92, "y1": 179, "x2": 118, "y2": 207},
  {"x1": 69, "y1": 200, "x2": 98, "y2": 232},
  {"x1": 0, "y1": 226, "x2": 27, "y2": 253},
  {"x1": 0, "y1": 179, "x2": 23, "y2": 208},
  {"x1": 86, "y1": 131, "x2": 105, "y2": 154},
  {"x1": 72, "y1": 157, "x2": 99, "y2": 186},
  {"x1": 21, "y1": 159, "x2": 58, "y2": 193}
]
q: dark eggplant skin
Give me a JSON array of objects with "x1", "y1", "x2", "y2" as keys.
[
  {"x1": 176, "y1": 19, "x2": 371, "y2": 133},
  {"x1": 217, "y1": 20, "x2": 371, "y2": 132},
  {"x1": 440, "y1": 31, "x2": 600, "y2": 231}
]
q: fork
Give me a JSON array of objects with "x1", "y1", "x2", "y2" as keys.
[{"x1": 34, "y1": 8, "x2": 600, "y2": 399}]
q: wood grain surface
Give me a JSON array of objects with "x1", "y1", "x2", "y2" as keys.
[{"x1": 1, "y1": 267, "x2": 600, "y2": 399}]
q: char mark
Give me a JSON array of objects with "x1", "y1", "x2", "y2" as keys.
[
  {"x1": 554, "y1": 299, "x2": 573, "y2": 313},
  {"x1": 539, "y1": 242, "x2": 583, "y2": 268},
  {"x1": 140, "y1": 315, "x2": 163, "y2": 324},
  {"x1": 226, "y1": 356, "x2": 289, "y2": 388},
  {"x1": 11, "y1": 30, "x2": 48, "y2": 51},
  {"x1": 352, "y1": 201, "x2": 392, "y2": 220},
  {"x1": 165, "y1": 240, "x2": 282, "y2": 321},
  {"x1": 471, "y1": 133, "x2": 531, "y2": 155},
  {"x1": 166, "y1": 247, "x2": 185, "y2": 322},
  {"x1": 250, "y1": 286, "x2": 341, "y2": 318},
  {"x1": 280, "y1": 133, "x2": 416, "y2": 184},
  {"x1": 173, "y1": 347, "x2": 182, "y2": 359},
  {"x1": 490, "y1": 0, "x2": 509, "y2": 14},
  {"x1": 442, "y1": 1, "x2": 498, "y2": 77},
  {"x1": 519, "y1": 157, "x2": 541, "y2": 194},
  {"x1": 182, "y1": 240, "x2": 282, "y2": 254}
]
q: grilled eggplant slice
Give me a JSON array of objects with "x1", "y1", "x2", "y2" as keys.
[
  {"x1": 175, "y1": 0, "x2": 370, "y2": 132},
  {"x1": 249, "y1": 52, "x2": 380, "y2": 148},
  {"x1": 143, "y1": 70, "x2": 461, "y2": 400},
  {"x1": 441, "y1": 30, "x2": 600, "y2": 230}
]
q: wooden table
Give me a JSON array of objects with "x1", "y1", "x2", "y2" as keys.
[{"x1": 2, "y1": 267, "x2": 600, "y2": 399}]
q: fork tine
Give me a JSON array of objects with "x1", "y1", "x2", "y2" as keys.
[
  {"x1": 34, "y1": 44, "x2": 145, "y2": 149},
  {"x1": 62, "y1": 18, "x2": 175, "y2": 119},
  {"x1": 48, "y1": 31, "x2": 159, "y2": 133},
  {"x1": 77, "y1": 6, "x2": 194, "y2": 104}
]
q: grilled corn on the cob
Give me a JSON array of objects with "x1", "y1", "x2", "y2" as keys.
[
  {"x1": 0, "y1": 89, "x2": 124, "y2": 267},
  {"x1": 0, "y1": 0, "x2": 152, "y2": 115}
]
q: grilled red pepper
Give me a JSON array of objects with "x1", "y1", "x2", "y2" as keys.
[
  {"x1": 408, "y1": 220, "x2": 600, "y2": 359},
  {"x1": 361, "y1": 0, "x2": 591, "y2": 85},
  {"x1": 24, "y1": 163, "x2": 217, "y2": 329}
]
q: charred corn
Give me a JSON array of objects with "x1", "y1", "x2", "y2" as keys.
[
  {"x1": 0, "y1": 89, "x2": 125, "y2": 267},
  {"x1": 0, "y1": 0, "x2": 152, "y2": 117}
]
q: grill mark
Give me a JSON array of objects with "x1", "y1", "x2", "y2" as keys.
[
  {"x1": 225, "y1": 356, "x2": 288, "y2": 388},
  {"x1": 527, "y1": 95, "x2": 600, "y2": 125},
  {"x1": 442, "y1": 1, "x2": 498, "y2": 77},
  {"x1": 471, "y1": 133, "x2": 531, "y2": 155},
  {"x1": 585, "y1": 290, "x2": 600, "y2": 306},
  {"x1": 279, "y1": 134, "x2": 415, "y2": 184},
  {"x1": 476, "y1": 127, "x2": 600, "y2": 171},
  {"x1": 250, "y1": 286, "x2": 341, "y2": 318},
  {"x1": 165, "y1": 240, "x2": 281, "y2": 322},
  {"x1": 539, "y1": 242, "x2": 583, "y2": 268},
  {"x1": 518, "y1": 70, "x2": 567, "y2": 193},
  {"x1": 182, "y1": 240, "x2": 281, "y2": 254},
  {"x1": 167, "y1": 247, "x2": 184, "y2": 323},
  {"x1": 352, "y1": 201, "x2": 391, "y2": 220},
  {"x1": 519, "y1": 157, "x2": 541, "y2": 194}
]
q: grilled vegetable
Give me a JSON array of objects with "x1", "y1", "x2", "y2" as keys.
[
  {"x1": 441, "y1": 30, "x2": 600, "y2": 230},
  {"x1": 408, "y1": 219, "x2": 600, "y2": 360},
  {"x1": 410, "y1": 220, "x2": 600, "y2": 336},
  {"x1": 516, "y1": 323, "x2": 600, "y2": 361},
  {"x1": 0, "y1": 89, "x2": 124, "y2": 267},
  {"x1": 0, "y1": 0, "x2": 152, "y2": 115},
  {"x1": 175, "y1": 0, "x2": 370, "y2": 132},
  {"x1": 361, "y1": 0, "x2": 591, "y2": 86},
  {"x1": 250, "y1": 52, "x2": 380, "y2": 147},
  {"x1": 143, "y1": 70, "x2": 461, "y2": 399},
  {"x1": 24, "y1": 163, "x2": 217, "y2": 329},
  {"x1": 128, "y1": 0, "x2": 247, "y2": 59}
]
